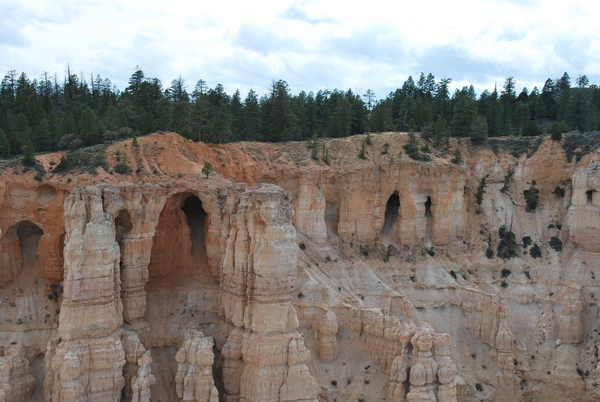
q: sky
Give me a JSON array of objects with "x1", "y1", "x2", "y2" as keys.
[{"x1": 1, "y1": 0, "x2": 599, "y2": 100}]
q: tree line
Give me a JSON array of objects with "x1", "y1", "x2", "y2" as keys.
[{"x1": 1, "y1": 67, "x2": 598, "y2": 157}]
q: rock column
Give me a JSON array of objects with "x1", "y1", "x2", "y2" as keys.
[
  {"x1": 45, "y1": 187, "x2": 126, "y2": 402},
  {"x1": 221, "y1": 184, "x2": 318, "y2": 402}
]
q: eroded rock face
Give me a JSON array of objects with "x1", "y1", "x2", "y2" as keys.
[
  {"x1": 1, "y1": 132, "x2": 600, "y2": 402},
  {"x1": 220, "y1": 184, "x2": 318, "y2": 402},
  {"x1": 174, "y1": 330, "x2": 218, "y2": 402}
]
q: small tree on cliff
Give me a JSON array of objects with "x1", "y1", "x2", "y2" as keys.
[
  {"x1": 201, "y1": 161, "x2": 213, "y2": 178},
  {"x1": 21, "y1": 140, "x2": 37, "y2": 166}
]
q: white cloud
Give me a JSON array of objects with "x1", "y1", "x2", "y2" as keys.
[{"x1": 1, "y1": 0, "x2": 599, "y2": 97}]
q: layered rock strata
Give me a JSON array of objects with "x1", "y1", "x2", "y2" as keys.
[
  {"x1": 0, "y1": 131, "x2": 600, "y2": 401},
  {"x1": 220, "y1": 184, "x2": 318, "y2": 402}
]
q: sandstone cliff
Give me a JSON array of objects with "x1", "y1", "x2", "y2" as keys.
[{"x1": 0, "y1": 131, "x2": 599, "y2": 402}]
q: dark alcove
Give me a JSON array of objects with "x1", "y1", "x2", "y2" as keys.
[{"x1": 381, "y1": 192, "x2": 400, "y2": 236}]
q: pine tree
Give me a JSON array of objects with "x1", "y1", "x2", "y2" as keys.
[
  {"x1": 470, "y1": 115, "x2": 488, "y2": 144},
  {"x1": 21, "y1": 139, "x2": 36, "y2": 166},
  {"x1": 267, "y1": 80, "x2": 300, "y2": 142},
  {"x1": 201, "y1": 161, "x2": 213, "y2": 178}
]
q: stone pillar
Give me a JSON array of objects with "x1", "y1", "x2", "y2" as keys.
[
  {"x1": 406, "y1": 325, "x2": 438, "y2": 402},
  {"x1": 220, "y1": 184, "x2": 318, "y2": 402},
  {"x1": 45, "y1": 187, "x2": 126, "y2": 402}
]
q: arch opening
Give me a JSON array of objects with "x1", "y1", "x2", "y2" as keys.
[
  {"x1": 148, "y1": 193, "x2": 209, "y2": 280},
  {"x1": 380, "y1": 192, "x2": 400, "y2": 236},
  {"x1": 587, "y1": 190, "x2": 596, "y2": 206},
  {"x1": 145, "y1": 192, "x2": 220, "y2": 350}
]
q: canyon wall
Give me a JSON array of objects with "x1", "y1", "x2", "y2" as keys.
[{"x1": 0, "y1": 131, "x2": 599, "y2": 401}]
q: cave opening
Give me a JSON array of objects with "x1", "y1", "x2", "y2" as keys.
[
  {"x1": 425, "y1": 196, "x2": 432, "y2": 243},
  {"x1": 587, "y1": 190, "x2": 596, "y2": 206},
  {"x1": 181, "y1": 195, "x2": 208, "y2": 258},
  {"x1": 381, "y1": 192, "x2": 400, "y2": 236},
  {"x1": 325, "y1": 201, "x2": 340, "y2": 238},
  {"x1": 16, "y1": 221, "x2": 44, "y2": 275}
]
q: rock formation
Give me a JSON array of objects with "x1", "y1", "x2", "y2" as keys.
[
  {"x1": 0, "y1": 345, "x2": 35, "y2": 402},
  {"x1": 558, "y1": 287, "x2": 585, "y2": 345},
  {"x1": 312, "y1": 311, "x2": 339, "y2": 363},
  {"x1": 1, "y1": 131, "x2": 600, "y2": 401},
  {"x1": 406, "y1": 326, "x2": 438, "y2": 402},
  {"x1": 174, "y1": 330, "x2": 218, "y2": 402},
  {"x1": 434, "y1": 333, "x2": 458, "y2": 402},
  {"x1": 220, "y1": 184, "x2": 318, "y2": 402}
]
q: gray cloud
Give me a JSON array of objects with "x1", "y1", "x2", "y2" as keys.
[
  {"x1": 232, "y1": 22, "x2": 306, "y2": 55},
  {"x1": 0, "y1": 4, "x2": 31, "y2": 47}
]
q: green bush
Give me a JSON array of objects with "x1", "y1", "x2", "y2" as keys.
[
  {"x1": 476, "y1": 176, "x2": 487, "y2": 205},
  {"x1": 201, "y1": 161, "x2": 213, "y2": 178},
  {"x1": 530, "y1": 243, "x2": 542, "y2": 258},
  {"x1": 450, "y1": 148, "x2": 463, "y2": 164},
  {"x1": 53, "y1": 156, "x2": 68, "y2": 172},
  {"x1": 549, "y1": 236, "x2": 563, "y2": 252},
  {"x1": 497, "y1": 225, "x2": 517, "y2": 259},
  {"x1": 553, "y1": 186, "x2": 565, "y2": 198},
  {"x1": 21, "y1": 140, "x2": 36, "y2": 166},
  {"x1": 358, "y1": 139, "x2": 367, "y2": 159},
  {"x1": 114, "y1": 153, "x2": 132, "y2": 174},
  {"x1": 523, "y1": 181, "x2": 540, "y2": 210}
]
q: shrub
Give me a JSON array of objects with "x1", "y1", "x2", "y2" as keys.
[
  {"x1": 53, "y1": 156, "x2": 68, "y2": 172},
  {"x1": 551, "y1": 130, "x2": 562, "y2": 141},
  {"x1": 500, "y1": 168, "x2": 514, "y2": 193},
  {"x1": 522, "y1": 236, "x2": 532, "y2": 247},
  {"x1": 497, "y1": 225, "x2": 517, "y2": 259},
  {"x1": 94, "y1": 146, "x2": 108, "y2": 167},
  {"x1": 383, "y1": 245, "x2": 393, "y2": 263},
  {"x1": 523, "y1": 181, "x2": 540, "y2": 210},
  {"x1": 550, "y1": 121, "x2": 568, "y2": 141},
  {"x1": 523, "y1": 120, "x2": 539, "y2": 137},
  {"x1": 476, "y1": 176, "x2": 487, "y2": 205},
  {"x1": 114, "y1": 153, "x2": 132, "y2": 175},
  {"x1": 403, "y1": 133, "x2": 430, "y2": 161},
  {"x1": 358, "y1": 139, "x2": 367, "y2": 159},
  {"x1": 501, "y1": 268, "x2": 512, "y2": 278},
  {"x1": 450, "y1": 148, "x2": 463, "y2": 164},
  {"x1": 553, "y1": 186, "x2": 565, "y2": 198},
  {"x1": 485, "y1": 248, "x2": 494, "y2": 259},
  {"x1": 382, "y1": 142, "x2": 390, "y2": 154},
  {"x1": 530, "y1": 244, "x2": 542, "y2": 258},
  {"x1": 549, "y1": 236, "x2": 563, "y2": 252},
  {"x1": 322, "y1": 143, "x2": 329, "y2": 165},
  {"x1": 365, "y1": 134, "x2": 372, "y2": 145},
  {"x1": 359, "y1": 245, "x2": 369, "y2": 256}
]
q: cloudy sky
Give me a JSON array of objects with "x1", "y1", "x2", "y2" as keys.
[{"x1": 1, "y1": 0, "x2": 598, "y2": 99}]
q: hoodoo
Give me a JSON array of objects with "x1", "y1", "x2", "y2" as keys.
[{"x1": 1, "y1": 130, "x2": 600, "y2": 402}]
